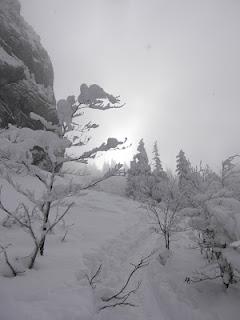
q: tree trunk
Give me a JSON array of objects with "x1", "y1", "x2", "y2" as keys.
[
  {"x1": 28, "y1": 244, "x2": 39, "y2": 269},
  {"x1": 164, "y1": 232, "x2": 170, "y2": 250},
  {"x1": 39, "y1": 201, "x2": 51, "y2": 256}
]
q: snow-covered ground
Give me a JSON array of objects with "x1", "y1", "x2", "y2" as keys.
[
  {"x1": 0, "y1": 177, "x2": 240, "y2": 320},
  {"x1": 93, "y1": 176, "x2": 127, "y2": 196}
]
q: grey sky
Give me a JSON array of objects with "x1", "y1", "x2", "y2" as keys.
[{"x1": 20, "y1": 0, "x2": 240, "y2": 170}]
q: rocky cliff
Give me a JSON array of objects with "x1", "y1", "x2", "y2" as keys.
[{"x1": 0, "y1": 0, "x2": 58, "y2": 129}]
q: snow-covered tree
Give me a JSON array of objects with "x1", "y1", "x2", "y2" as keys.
[
  {"x1": 0, "y1": 83, "x2": 125, "y2": 271},
  {"x1": 152, "y1": 141, "x2": 163, "y2": 177},
  {"x1": 126, "y1": 139, "x2": 153, "y2": 201},
  {"x1": 220, "y1": 155, "x2": 240, "y2": 199},
  {"x1": 175, "y1": 149, "x2": 202, "y2": 206},
  {"x1": 151, "y1": 141, "x2": 168, "y2": 202},
  {"x1": 176, "y1": 150, "x2": 191, "y2": 189},
  {"x1": 186, "y1": 192, "x2": 240, "y2": 288}
]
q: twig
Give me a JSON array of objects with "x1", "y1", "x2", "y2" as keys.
[
  {"x1": 86, "y1": 264, "x2": 102, "y2": 289},
  {"x1": 99, "y1": 252, "x2": 154, "y2": 311},
  {"x1": 47, "y1": 202, "x2": 74, "y2": 233},
  {"x1": 0, "y1": 244, "x2": 17, "y2": 277}
]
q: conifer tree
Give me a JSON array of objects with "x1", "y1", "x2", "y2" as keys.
[
  {"x1": 176, "y1": 149, "x2": 191, "y2": 191},
  {"x1": 152, "y1": 141, "x2": 163, "y2": 178},
  {"x1": 126, "y1": 139, "x2": 153, "y2": 200},
  {"x1": 151, "y1": 141, "x2": 167, "y2": 202},
  {"x1": 176, "y1": 149, "x2": 201, "y2": 206}
]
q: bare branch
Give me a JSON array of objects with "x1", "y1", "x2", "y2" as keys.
[
  {"x1": 102, "y1": 253, "x2": 153, "y2": 303},
  {"x1": 99, "y1": 299, "x2": 136, "y2": 311},
  {"x1": 0, "y1": 244, "x2": 19, "y2": 277},
  {"x1": 46, "y1": 202, "x2": 74, "y2": 234},
  {"x1": 78, "y1": 164, "x2": 122, "y2": 191},
  {"x1": 86, "y1": 264, "x2": 102, "y2": 289},
  {"x1": 185, "y1": 273, "x2": 221, "y2": 284},
  {"x1": 0, "y1": 189, "x2": 30, "y2": 230}
]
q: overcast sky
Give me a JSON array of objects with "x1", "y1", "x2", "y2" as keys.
[{"x1": 20, "y1": 0, "x2": 240, "y2": 171}]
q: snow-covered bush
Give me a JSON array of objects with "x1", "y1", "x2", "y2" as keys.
[
  {"x1": 220, "y1": 155, "x2": 240, "y2": 200},
  {"x1": 185, "y1": 168, "x2": 240, "y2": 289}
]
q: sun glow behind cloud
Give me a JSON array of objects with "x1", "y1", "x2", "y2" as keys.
[
  {"x1": 20, "y1": 0, "x2": 240, "y2": 171},
  {"x1": 92, "y1": 118, "x2": 139, "y2": 169}
]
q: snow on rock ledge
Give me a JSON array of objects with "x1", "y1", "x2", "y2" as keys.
[{"x1": 0, "y1": 0, "x2": 58, "y2": 129}]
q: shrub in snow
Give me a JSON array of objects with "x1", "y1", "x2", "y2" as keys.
[
  {"x1": 220, "y1": 154, "x2": 240, "y2": 200},
  {"x1": 0, "y1": 124, "x2": 69, "y2": 171},
  {"x1": 185, "y1": 183, "x2": 240, "y2": 288},
  {"x1": 146, "y1": 174, "x2": 184, "y2": 250},
  {"x1": 82, "y1": 252, "x2": 154, "y2": 311}
]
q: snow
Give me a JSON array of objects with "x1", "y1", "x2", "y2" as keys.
[
  {"x1": 0, "y1": 125, "x2": 70, "y2": 164},
  {"x1": 93, "y1": 176, "x2": 127, "y2": 196},
  {"x1": 1, "y1": 178, "x2": 240, "y2": 319},
  {"x1": 0, "y1": 47, "x2": 23, "y2": 68},
  {"x1": 230, "y1": 240, "x2": 240, "y2": 248}
]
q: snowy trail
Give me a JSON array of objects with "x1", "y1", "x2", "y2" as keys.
[
  {"x1": 1, "y1": 188, "x2": 240, "y2": 320},
  {"x1": 138, "y1": 230, "x2": 240, "y2": 320},
  {"x1": 92, "y1": 226, "x2": 210, "y2": 320},
  {"x1": 0, "y1": 190, "x2": 150, "y2": 320},
  {"x1": 90, "y1": 205, "x2": 240, "y2": 320},
  {"x1": 81, "y1": 198, "x2": 208, "y2": 320}
]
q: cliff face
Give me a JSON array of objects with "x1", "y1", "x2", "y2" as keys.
[{"x1": 0, "y1": 0, "x2": 58, "y2": 129}]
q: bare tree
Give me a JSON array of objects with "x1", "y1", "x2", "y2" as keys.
[
  {"x1": 146, "y1": 176, "x2": 183, "y2": 250},
  {"x1": 0, "y1": 186, "x2": 74, "y2": 269}
]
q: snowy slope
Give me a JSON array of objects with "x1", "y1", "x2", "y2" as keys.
[
  {"x1": 93, "y1": 176, "x2": 127, "y2": 197},
  {"x1": 0, "y1": 189, "x2": 147, "y2": 319},
  {"x1": 0, "y1": 188, "x2": 240, "y2": 320}
]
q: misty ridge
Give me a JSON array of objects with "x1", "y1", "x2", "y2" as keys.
[{"x1": 0, "y1": 1, "x2": 240, "y2": 320}]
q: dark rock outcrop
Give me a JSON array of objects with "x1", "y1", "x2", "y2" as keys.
[{"x1": 0, "y1": 0, "x2": 58, "y2": 129}]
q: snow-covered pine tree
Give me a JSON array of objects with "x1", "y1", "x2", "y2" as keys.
[
  {"x1": 126, "y1": 139, "x2": 153, "y2": 201},
  {"x1": 152, "y1": 141, "x2": 163, "y2": 177},
  {"x1": 176, "y1": 149, "x2": 197, "y2": 204},
  {"x1": 176, "y1": 150, "x2": 191, "y2": 189},
  {"x1": 151, "y1": 141, "x2": 167, "y2": 202}
]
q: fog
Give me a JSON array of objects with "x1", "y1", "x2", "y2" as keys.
[{"x1": 20, "y1": 0, "x2": 240, "y2": 170}]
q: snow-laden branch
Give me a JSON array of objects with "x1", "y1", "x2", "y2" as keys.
[
  {"x1": 77, "y1": 84, "x2": 124, "y2": 110},
  {"x1": 67, "y1": 138, "x2": 127, "y2": 163}
]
